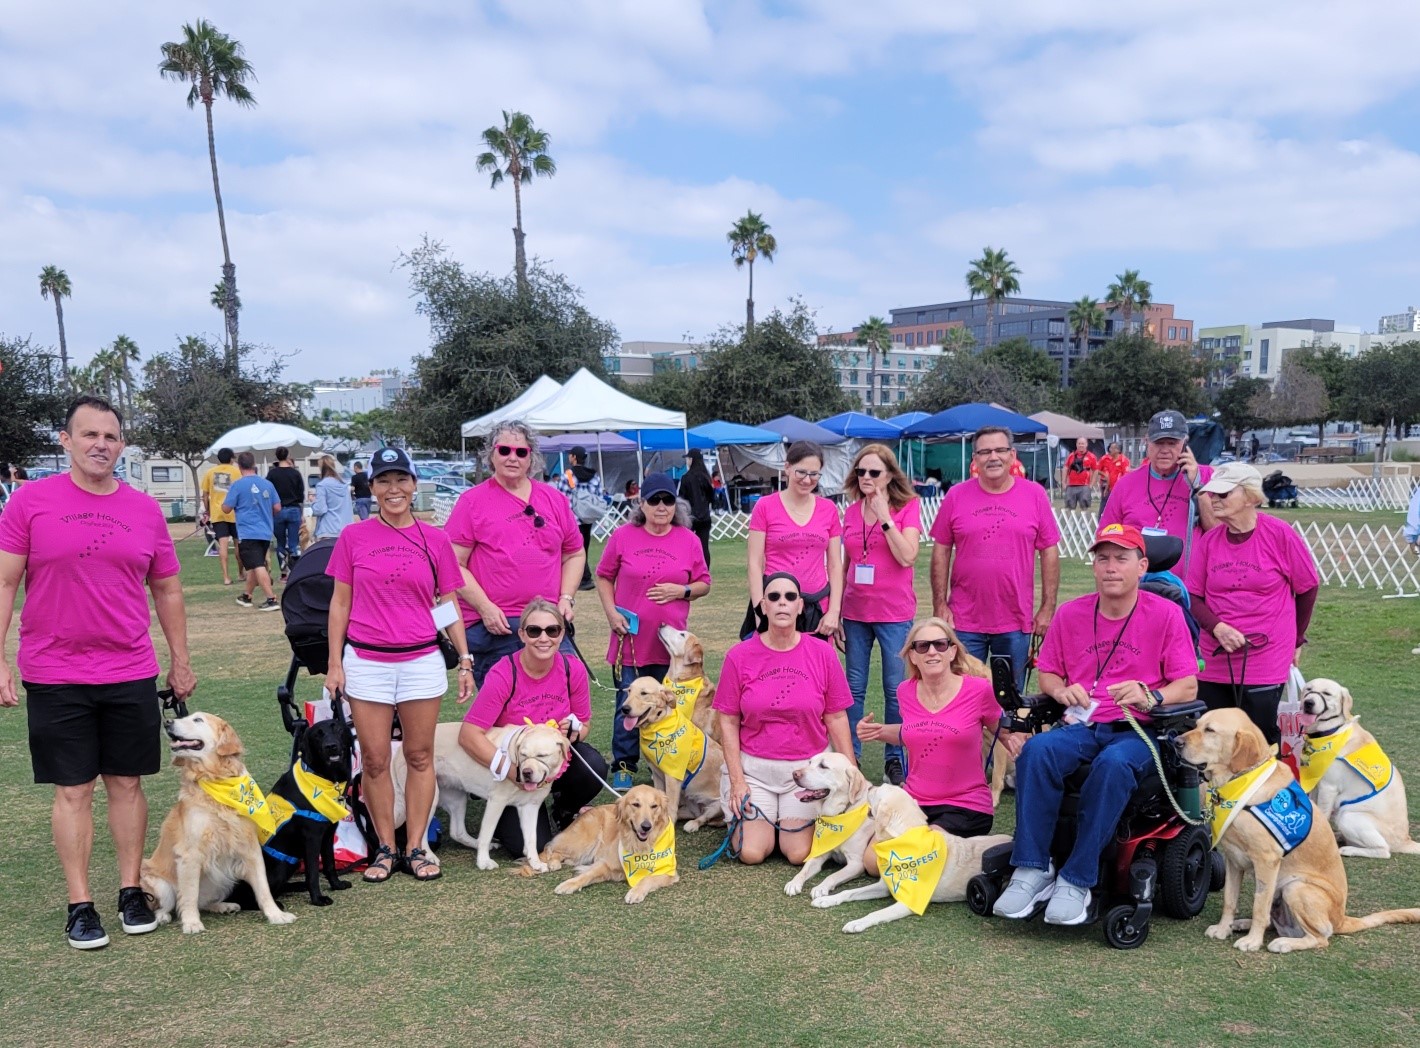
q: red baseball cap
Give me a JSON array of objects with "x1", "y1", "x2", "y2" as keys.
[{"x1": 1089, "y1": 522, "x2": 1146, "y2": 554}]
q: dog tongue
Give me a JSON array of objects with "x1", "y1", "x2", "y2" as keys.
[
  {"x1": 622, "y1": 716, "x2": 639, "y2": 732},
  {"x1": 795, "y1": 789, "x2": 828, "y2": 803}
]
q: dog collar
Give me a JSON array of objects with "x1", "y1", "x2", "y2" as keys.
[{"x1": 1305, "y1": 717, "x2": 1355, "y2": 740}]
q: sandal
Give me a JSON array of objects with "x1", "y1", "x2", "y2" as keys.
[
  {"x1": 363, "y1": 844, "x2": 399, "y2": 883},
  {"x1": 404, "y1": 848, "x2": 441, "y2": 882}
]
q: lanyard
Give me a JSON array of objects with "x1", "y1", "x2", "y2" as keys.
[
  {"x1": 1091, "y1": 595, "x2": 1139, "y2": 694},
  {"x1": 1145, "y1": 469, "x2": 1186, "y2": 528},
  {"x1": 857, "y1": 504, "x2": 874, "y2": 563},
  {"x1": 379, "y1": 515, "x2": 437, "y2": 602}
]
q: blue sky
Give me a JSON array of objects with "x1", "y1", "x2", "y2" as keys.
[{"x1": 4, "y1": 0, "x2": 1420, "y2": 382}]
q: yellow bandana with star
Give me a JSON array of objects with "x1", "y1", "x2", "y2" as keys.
[
  {"x1": 639, "y1": 706, "x2": 707, "y2": 785},
  {"x1": 1340, "y1": 741, "x2": 1393, "y2": 798},
  {"x1": 199, "y1": 774, "x2": 277, "y2": 840},
  {"x1": 620, "y1": 822, "x2": 677, "y2": 887},
  {"x1": 809, "y1": 801, "x2": 871, "y2": 859},
  {"x1": 873, "y1": 826, "x2": 948, "y2": 916},
  {"x1": 1209, "y1": 759, "x2": 1277, "y2": 847},
  {"x1": 662, "y1": 675, "x2": 704, "y2": 714},
  {"x1": 293, "y1": 762, "x2": 350, "y2": 822},
  {"x1": 1299, "y1": 724, "x2": 1355, "y2": 793}
]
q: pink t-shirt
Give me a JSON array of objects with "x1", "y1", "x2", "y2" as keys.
[
  {"x1": 1036, "y1": 591, "x2": 1198, "y2": 723},
  {"x1": 327, "y1": 519, "x2": 463, "y2": 663},
  {"x1": 897, "y1": 676, "x2": 1000, "y2": 814},
  {"x1": 0, "y1": 474, "x2": 179, "y2": 685},
  {"x1": 842, "y1": 498, "x2": 922, "y2": 623},
  {"x1": 749, "y1": 493, "x2": 842, "y2": 599},
  {"x1": 928, "y1": 478, "x2": 1060, "y2": 634},
  {"x1": 595, "y1": 523, "x2": 711, "y2": 666},
  {"x1": 1099, "y1": 464, "x2": 1215, "y2": 540},
  {"x1": 444, "y1": 478, "x2": 582, "y2": 625},
  {"x1": 463, "y1": 652, "x2": 591, "y2": 730},
  {"x1": 1186, "y1": 513, "x2": 1319, "y2": 685},
  {"x1": 712, "y1": 633, "x2": 852, "y2": 760}
]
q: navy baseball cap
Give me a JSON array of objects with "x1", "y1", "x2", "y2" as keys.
[{"x1": 369, "y1": 446, "x2": 415, "y2": 479}]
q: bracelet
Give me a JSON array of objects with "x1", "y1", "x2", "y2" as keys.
[
  {"x1": 458, "y1": 653, "x2": 474, "y2": 663},
  {"x1": 457, "y1": 667, "x2": 471, "y2": 675},
  {"x1": 559, "y1": 593, "x2": 575, "y2": 605}
]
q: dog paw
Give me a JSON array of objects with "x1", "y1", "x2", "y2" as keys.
[
  {"x1": 312, "y1": 895, "x2": 333, "y2": 907},
  {"x1": 1231, "y1": 918, "x2": 1253, "y2": 932},
  {"x1": 784, "y1": 880, "x2": 804, "y2": 897},
  {"x1": 624, "y1": 889, "x2": 647, "y2": 904},
  {"x1": 1234, "y1": 936, "x2": 1264, "y2": 952},
  {"x1": 842, "y1": 919, "x2": 869, "y2": 934},
  {"x1": 181, "y1": 919, "x2": 206, "y2": 935},
  {"x1": 528, "y1": 858, "x2": 550, "y2": 874},
  {"x1": 1268, "y1": 939, "x2": 1297, "y2": 954},
  {"x1": 476, "y1": 856, "x2": 499, "y2": 871},
  {"x1": 682, "y1": 821, "x2": 702, "y2": 834},
  {"x1": 811, "y1": 895, "x2": 841, "y2": 909},
  {"x1": 553, "y1": 881, "x2": 580, "y2": 895},
  {"x1": 156, "y1": 911, "x2": 172, "y2": 925},
  {"x1": 1204, "y1": 922, "x2": 1232, "y2": 940},
  {"x1": 267, "y1": 910, "x2": 298, "y2": 926},
  {"x1": 330, "y1": 879, "x2": 351, "y2": 891},
  {"x1": 809, "y1": 883, "x2": 834, "y2": 900},
  {"x1": 207, "y1": 902, "x2": 240, "y2": 914}
]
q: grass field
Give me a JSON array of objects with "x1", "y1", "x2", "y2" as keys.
[{"x1": 3, "y1": 518, "x2": 1419, "y2": 1048}]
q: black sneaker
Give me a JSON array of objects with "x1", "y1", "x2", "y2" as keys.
[
  {"x1": 118, "y1": 887, "x2": 158, "y2": 935},
  {"x1": 259, "y1": 598, "x2": 281, "y2": 612},
  {"x1": 577, "y1": 579, "x2": 596, "y2": 591},
  {"x1": 884, "y1": 757, "x2": 905, "y2": 786},
  {"x1": 235, "y1": 594, "x2": 254, "y2": 608},
  {"x1": 66, "y1": 903, "x2": 110, "y2": 950}
]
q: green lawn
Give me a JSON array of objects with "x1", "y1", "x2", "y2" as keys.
[{"x1": 2, "y1": 522, "x2": 1419, "y2": 1048}]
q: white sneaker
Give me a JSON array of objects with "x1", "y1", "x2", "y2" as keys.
[
  {"x1": 1043, "y1": 879, "x2": 1093, "y2": 925},
  {"x1": 993, "y1": 865, "x2": 1055, "y2": 919},
  {"x1": 1412, "y1": 645, "x2": 1420, "y2": 655}
]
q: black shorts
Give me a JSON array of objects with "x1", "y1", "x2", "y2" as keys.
[
  {"x1": 212, "y1": 521, "x2": 236, "y2": 540},
  {"x1": 25, "y1": 677, "x2": 162, "y2": 785},
  {"x1": 238, "y1": 539, "x2": 270, "y2": 570},
  {"x1": 921, "y1": 802, "x2": 994, "y2": 838}
]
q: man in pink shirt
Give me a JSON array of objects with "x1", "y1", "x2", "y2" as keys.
[
  {"x1": 0, "y1": 396, "x2": 197, "y2": 950},
  {"x1": 929, "y1": 425, "x2": 1060, "y2": 689},
  {"x1": 993, "y1": 522, "x2": 1198, "y2": 927}
]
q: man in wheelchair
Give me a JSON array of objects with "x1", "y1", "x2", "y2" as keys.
[{"x1": 994, "y1": 522, "x2": 1199, "y2": 926}]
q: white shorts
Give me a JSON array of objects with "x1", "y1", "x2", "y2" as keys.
[
  {"x1": 342, "y1": 646, "x2": 448, "y2": 705},
  {"x1": 720, "y1": 749, "x2": 827, "y2": 827}
]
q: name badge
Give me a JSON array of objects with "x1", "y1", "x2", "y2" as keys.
[
  {"x1": 431, "y1": 601, "x2": 459, "y2": 629},
  {"x1": 854, "y1": 563, "x2": 876, "y2": 585},
  {"x1": 1141, "y1": 527, "x2": 1168, "y2": 538}
]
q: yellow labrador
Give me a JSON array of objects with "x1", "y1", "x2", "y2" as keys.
[
  {"x1": 783, "y1": 752, "x2": 875, "y2": 899},
  {"x1": 523, "y1": 785, "x2": 679, "y2": 904},
  {"x1": 620, "y1": 676, "x2": 724, "y2": 832}
]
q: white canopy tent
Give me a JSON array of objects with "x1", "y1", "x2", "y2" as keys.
[
  {"x1": 204, "y1": 423, "x2": 325, "y2": 463},
  {"x1": 460, "y1": 375, "x2": 562, "y2": 439},
  {"x1": 520, "y1": 368, "x2": 686, "y2": 432}
]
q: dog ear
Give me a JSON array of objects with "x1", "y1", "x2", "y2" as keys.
[
  {"x1": 1228, "y1": 720, "x2": 1268, "y2": 775},
  {"x1": 615, "y1": 789, "x2": 632, "y2": 822},
  {"x1": 214, "y1": 730, "x2": 243, "y2": 759},
  {"x1": 1339, "y1": 686, "x2": 1353, "y2": 719}
]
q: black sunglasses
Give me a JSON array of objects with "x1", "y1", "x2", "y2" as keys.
[
  {"x1": 495, "y1": 445, "x2": 530, "y2": 459},
  {"x1": 523, "y1": 624, "x2": 563, "y2": 639},
  {"x1": 910, "y1": 638, "x2": 954, "y2": 654},
  {"x1": 522, "y1": 504, "x2": 545, "y2": 528},
  {"x1": 765, "y1": 590, "x2": 799, "y2": 603},
  {"x1": 643, "y1": 493, "x2": 676, "y2": 506},
  {"x1": 855, "y1": 467, "x2": 884, "y2": 478}
]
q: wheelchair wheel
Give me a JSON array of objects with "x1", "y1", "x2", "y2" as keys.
[
  {"x1": 1157, "y1": 824, "x2": 1211, "y2": 919},
  {"x1": 1103, "y1": 903, "x2": 1150, "y2": 950},
  {"x1": 966, "y1": 874, "x2": 997, "y2": 917},
  {"x1": 1210, "y1": 850, "x2": 1226, "y2": 892}
]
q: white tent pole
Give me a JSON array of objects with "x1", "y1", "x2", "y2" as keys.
[
  {"x1": 636, "y1": 433, "x2": 644, "y2": 481},
  {"x1": 595, "y1": 433, "x2": 605, "y2": 480}
]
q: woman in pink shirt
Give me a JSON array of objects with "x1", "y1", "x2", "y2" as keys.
[
  {"x1": 745, "y1": 441, "x2": 843, "y2": 639},
  {"x1": 714, "y1": 571, "x2": 855, "y2": 866},
  {"x1": 840, "y1": 443, "x2": 921, "y2": 785}
]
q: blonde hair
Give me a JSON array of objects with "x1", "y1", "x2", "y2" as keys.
[
  {"x1": 519, "y1": 597, "x2": 566, "y2": 634},
  {"x1": 899, "y1": 617, "x2": 980, "y2": 680},
  {"x1": 319, "y1": 455, "x2": 340, "y2": 479}
]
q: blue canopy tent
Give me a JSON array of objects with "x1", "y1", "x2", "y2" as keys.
[
  {"x1": 903, "y1": 403, "x2": 1049, "y2": 484},
  {"x1": 887, "y1": 411, "x2": 931, "y2": 428},
  {"x1": 621, "y1": 428, "x2": 715, "y2": 450},
  {"x1": 692, "y1": 420, "x2": 783, "y2": 445},
  {"x1": 816, "y1": 412, "x2": 903, "y2": 440},
  {"x1": 885, "y1": 411, "x2": 932, "y2": 479},
  {"x1": 758, "y1": 414, "x2": 848, "y2": 445}
]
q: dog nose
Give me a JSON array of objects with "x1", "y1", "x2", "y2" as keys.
[{"x1": 619, "y1": 705, "x2": 631, "y2": 716}]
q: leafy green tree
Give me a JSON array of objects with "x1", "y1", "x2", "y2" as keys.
[
  {"x1": 476, "y1": 110, "x2": 557, "y2": 293},
  {"x1": 1249, "y1": 359, "x2": 1328, "y2": 443},
  {"x1": 398, "y1": 239, "x2": 617, "y2": 450},
  {"x1": 0, "y1": 335, "x2": 66, "y2": 469},
  {"x1": 625, "y1": 367, "x2": 699, "y2": 422},
  {"x1": 982, "y1": 336, "x2": 1059, "y2": 388},
  {"x1": 1290, "y1": 342, "x2": 1355, "y2": 442},
  {"x1": 1343, "y1": 341, "x2": 1420, "y2": 457},
  {"x1": 1211, "y1": 377, "x2": 1270, "y2": 448},
  {"x1": 1105, "y1": 269, "x2": 1152, "y2": 333},
  {"x1": 38, "y1": 265, "x2": 72, "y2": 392},
  {"x1": 855, "y1": 316, "x2": 893, "y2": 415},
  {"x1": 727, "y1": 211, "x2": 777, "y2": 337},
  {"x1": 903, "y1": 352, "x2": 1022, "y2": 414},
  {"x1": 964, "y1": 246, "x2": 1021, "y2": 348},
  {"x1": 307, "y1": 407, "x2": 402, "y2": 447},
  {"x1": 159, "y1": 19, "x2": 256, "y2": 370},
  {"x1": 1069, "y1": 331, "x2": 1204, "y2": 430},
  {"x1": 1065, "y1": 296, "x2": 1105, "y2": 389}
]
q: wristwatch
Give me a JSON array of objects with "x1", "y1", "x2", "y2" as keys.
[
  {"x1": 1149, "y1": 689, "x2": 1165, "y2": 710},
  {"x1": 880, "y1": 521, "x2": 892, "y2": 532},
  {"x1": 683, "y1": 585, "x2": 692, "y2": 600}
]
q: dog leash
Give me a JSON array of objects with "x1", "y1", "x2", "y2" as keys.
[
  {"x1": 158, "y1": 688, "x2": 189, "y2": 723},
  {"x1": 567, "y1": 740, "x2": 625, "y2": 799},
  {"x1": 698, "y1": 802, "x2": 813, "y2": 871},
  {"x1": 1117, "y1": 705, "x2": 1207, "y2": 828}
]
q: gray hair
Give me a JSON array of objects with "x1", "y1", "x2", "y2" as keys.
[
  {"x1": 629, "y1": 497, "x2": 692, "y2": 529},
  {"x1": 484, "y1": 420, "x2": 546, "y2": 476}
]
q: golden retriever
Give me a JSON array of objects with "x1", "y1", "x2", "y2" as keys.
[
  {"x1": 810, "y1": 784, "x2": 1012, "y2": 932},
  {"x1": 658, "y1": 625, "x2": 718, "y2": 738},
  {"x1": 523, "y1": 784, "x2": 678, "y2": 904},
  {"x1": 141, "y1": 713, "x2": 298, "y2": 935},
  {"x1": 620, "y1": 676, "x2": 724, "y2": 832},
  {"x1": 1300, "y1": 678, "x2": 1420, "y2": 858},
  {"x1": 784, "y1": 752, "x2": 875, "y2": 899},
  {"x1": 1179, "y1": 708, "x2": 1420, "y2": 952},
  {"x1": 392, "y1": 720, "x2": 571, "y2": 872}
]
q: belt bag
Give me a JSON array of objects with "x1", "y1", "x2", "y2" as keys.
[{"x1": 348, "y1": 635, "x2": 460, "y2": 671}]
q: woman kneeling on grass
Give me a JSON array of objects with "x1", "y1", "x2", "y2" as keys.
[
  {"x1": 715, "y1": 572, "x2": 855, "y2": 865},
  {"x1": 324, "y1": 447, "x2": 472, "y2": 883}
]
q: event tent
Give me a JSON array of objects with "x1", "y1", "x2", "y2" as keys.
[
  {"x1": 204, "y1": 422, "x2": 325, "y2": 461},
  {"x1": 1028, "y1": 410, "x2": 1105, "y2": 440},
  {"x1": 692, "y1": 420, "x2": 784, "y2": 445},
  {"x1": 521, "y1": 368, "x2": 686, "y2": 433},
  {"x1": 539, "y1": 431, "x2": 637, "y2": 453},
  {"x1": 816, "y1": 411, "x2": 903, "y2": 439},
  {"x1": 623, "y1": 428, "x2": 716, "y2": 450},
  {"x1": 887, "y1": 411, "x2": 931, "y2": 428},
  {"x1": 758, "y1": 414, "x2": 848, "y2": 445},
  {"x1": 902, "y1": 403, "x2": 1046, "y2": 437},
  {"x1": 460, "y1": 375, "x2": 561, "y2": 439}
]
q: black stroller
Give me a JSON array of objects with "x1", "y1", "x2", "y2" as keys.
[{"x1": 1262, "y1": 469, "x2": 1299, "y2": 508}]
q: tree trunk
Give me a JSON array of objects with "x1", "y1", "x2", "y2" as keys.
[
  {"x1": 53, "y1": 298, "x2": 71, "y2": 393},
  {"x1": 513, "y1": 176, "x2": 527, "y2": 293},
  {"x1": 1062, "y1": 336, "x2": 1075, "y2": 388},
  {"x1": 203, "y1": 97, "x2": 239, "y2": 372},
  {"x1": 985, "y1": 296, "x2": 996, "y2": 348},
  {"x1": 868, "y1": 349, "x2": 878, "y2": 413},
  {"x1": 746, "y1": 258, "x2": 755, "y2": 337}
]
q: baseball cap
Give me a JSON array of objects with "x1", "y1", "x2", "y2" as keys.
[
  {"x1": 1200, "y1": 461, "x2": 1263, "y2": 495},
  {"x1": 640, "y1": 472, "x2": 678, "y2": 499},
  {"x1": 369, "y1": 446, "x2": 415, "y2": 479},
  {"x1": 1089, "y1": 522, "x2": 1147, "y2": 554},
  {"x1": 1147, "y1": 410, "x2": 1189, "y2": 442}
]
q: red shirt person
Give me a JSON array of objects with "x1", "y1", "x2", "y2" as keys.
[
  {"x1": 1096, "y1": 443, "x2": 1131, "y2": 513},
  {"x1": 1062, "y1": 437, "x2": 1098, "y2": 510}
]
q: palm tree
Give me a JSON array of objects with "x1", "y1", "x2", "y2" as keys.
[
  {"x1": 475, "y1": 110, "x2": 557, "y2": 293},
  {"x1": 855, "y1": 316, "x2": 893, "y2": 413},
  {"x1": 1065, "y1": 296, "x2": 1105, "y2": 388},
  {"x1": 159, "y1": 19, "x2": 256, "y2": 372},
  {"x1": 211, "y1": 280, "x2": 241, "y2": 314},
  {"x1": 108, "y1": 335, "x2": 140, "y2": 416},
  {"x1": 38, "y1": 265, "x2": 73, "y2": 392},
  {"x1": 941, "y1": 325, "x2": 977, "y2": 355},
  {"x1": 1106, "y1": 268, "x2": 1153, "y2": 335},
  {"x1": 964, "y1": 247, "x2": 1022, "y2": 348},
  {"x1": 727, "y1": 211, "x2": 777, "y2": 337}
]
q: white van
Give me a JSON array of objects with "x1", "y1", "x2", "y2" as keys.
[{"x1": 121, "y1": 448, "x2": 204, "y2": 517}]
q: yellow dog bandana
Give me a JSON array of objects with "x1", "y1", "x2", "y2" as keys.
[
  {"x1": 199, "y1": 774, "x2": 277, "y2": 840},
  {"x1": 639, "y1": 707, "x2": 707, "y2": 786},
  {"x1": 292, "y1": 762, "x2": 350, "y2": 823},
  {"x1": 1209, "y1": 759, "x2": 1279, "y2": 847},
  {"x1": 662, "y1": 675, "x2": 705, "y2": 714},
  {"x1": 809, "y1": 801, "x2": 871, "y2": 859},
  {"x1": 1299, "y1": 724, "x2": 1355, "y2": 793},
  {"x1": 873, "y1": 826, "x2": 948, "y2": 916},
  {"x1": 621, "y1": 822, "x2": 677, "y2": 888},
  {"x1": 1338, "y1": 741, "x2": 1394, "y2": 805}
]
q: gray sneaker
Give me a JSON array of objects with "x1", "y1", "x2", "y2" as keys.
[
  {"x1": 1044, "y1": 879, "x2": 1093, "y2": 926},
  {"x1": 259, "y1": 598, "x2": 281, "y2": 612},
  {"x1": 235, "y1": 594, "x2": 254, "y2": 608},
  {"x1": 993, "y1": 865, "x2": 1055, "y2": 919}
]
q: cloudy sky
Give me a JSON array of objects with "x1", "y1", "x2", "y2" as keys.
[{"x1": 4, "y1": 0, "x2": 1420, "y2": 383}]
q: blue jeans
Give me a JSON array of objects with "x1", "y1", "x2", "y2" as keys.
[
  {"x1": 354, "y1": 497, "x2": 373, "y2": 520},
  {"x1": 956, "y1": 629, "x2": 1032, "y2": 691},
  {"x1": 610, "y1": 661, "x2": 670, "y2": 770},
  {"x1": 843, "y1": 618, "x2": 909, "y2": 764},
  {"x1": 1010, "y1": 722, "x2": 1156, "y2": 889},
  {"x1": 466, "y1": 617, "x2": 578, "y2": 690},
  {"x1": 273, "y1": 506, "x2": 302, "y2": 567}
]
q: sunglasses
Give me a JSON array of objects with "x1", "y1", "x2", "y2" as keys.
[
  {"x1": 495, "y1": 445, "x2": 531, "y2": 459},
  {"x1": 910, "y1": 638, "x2": 954, "y2": 654},
  {"x1": 1203, "y1": 488, "x2": 1238, "y2": 500},
  {"x1": 522, "y1": 504, "x2": 545, "y2": 528},
  {"x1": 523, "y1": 623, "x2": 563, "y2": 639},
  {"x1": 765, "y1": 590, "x2": 799, "y2": 603},
  {"x1": 643, "y1": 493, "x2": 676, "y2": 507},
  {"x1": 792, "y1": 468, "x2": 821, "y2": 480},
  {"x1": 854, "y1": 467, "x2": 883, "y2": 478}
]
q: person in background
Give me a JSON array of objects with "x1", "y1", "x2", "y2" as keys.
[
  {"x1": 1062, "y1": 437, "x2": 1097, "y2": 510},
  {"x1": 1099, "y1": 409, "x2": 1217, "y2": 546},
  {"x1": 551, "y1": 446, "x2": 604, "y2": 592},
  {"x1": 710, "y1": 467, "x2": 729, "y2": 511},
  {"x1": 351, "y1": 461, "x2": 373, "y2": 520},
  {"x1": 1409, "y1": 482, "x2": 1420, "y2": 656},
  {"x1": 624, "y1": 478, "x2": 640, "y2": 501},
  {"x1": 200, "y1": 447, "x2": 243, "y2": 586},
  {"x1": 223, "y1": 452, "x2": 281, "y2": 611},
  {"x1": 266, "y1": 447, "x2": 305, "y2": 581},
  {"x1": 1096, "y1": 441, "x2": 1131, "y2": 515},
  {"x1": 311, "y1": 455, "x2": 353, "y2": 540},
  {"x1": 679, "y1": 448, "x2": 716, "y2": 565}
]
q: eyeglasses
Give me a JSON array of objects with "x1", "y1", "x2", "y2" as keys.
[
  {"x1": 910, "y1": 638, "x2": 954, "y2": 654},
  {"x1": 523, "y1": 624, "x2": 563, "y2": 639},
  {"x1": 495, "y1": 445, "x2": 531, "y2": 459},
  {"x1": 792, "y1": 468, "x2": 821, "y2": 480},
  {"x1": 522, "y1": 504, "x2": 545, "y2": 528},
  {"x1": 643, "y1": 493, "x2": 676, "y2": 507},
  {"x1": 765, "y1": 590, "x2": 799, "y2": 603},
  {"x1": 974, "y1": 447, "x2": 1012, "y2": 459},
  {"x1": 854, "y1": 467, "x2": 883, "y2": 478}
]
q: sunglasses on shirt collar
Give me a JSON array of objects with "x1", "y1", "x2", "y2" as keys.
[{"x1": 523, "y1": 504, "x2": 545, "y2": 528}]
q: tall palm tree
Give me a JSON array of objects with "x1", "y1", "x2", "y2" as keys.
[
  {"x1": 38, "y1": 265, "x2": 73, "y2": 392},
  {"x1": 1065, "y1": 296, "x2": 1105, "y2": 388},
  {"x1": 159, "y1": 19, "x2": 256, "y2": 372},
  {"x1": 855, "y1": 316, "x2": 893, "y2": 413},
  {"x1": 727, "y1": 211, "x2": 777, "y2": 338},
  {"x1": 941, "y1": 325, "x2": 976, "y2": 355},
  {"x1": 211, "y1": 279, "x2": 241, "y2": 314},
  {"x1": 1106, "y1": 268, "x2": 1153, "y2": 335},
  {"x1": 108, "y1": 335, "x2": 140, "y2": 416},
  {"x1": 964, "y1": 247, "x2": 1022, "y2": 348},
  {"x1": 475, "y1": 110, "x2": 557, "y2": 293}
]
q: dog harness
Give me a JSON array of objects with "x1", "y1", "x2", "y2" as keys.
[
  {"x1": 638, "y1": 705, "x2": 707, "y2": 787},
  {"x1": 1209, "y1": 759, "x2": 1314, "y2": 855},
  {"x1": 808, "y1": 801, "x2": 870, "y2": 860},
  {"x1": 261, "y1": 763, "x2": 352, "y2": 866},
  {"x1": 662, "y1": 675, "x2": 705, "y2": 714},
  {"x1": 1300, "y1": 723, "x2": 1395, "y2": 804},
  {"x1": 198, "y1": 774, "x2": 277, "y2": 840},
  {"x1": 872, "y1": 826, "x2": 947, "y2": 916},
  {"x1": 620, "y1": 822, "x2": 677, "y2": 888}
]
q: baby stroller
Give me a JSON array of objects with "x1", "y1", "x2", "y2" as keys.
[{"x1": 1262, "y1": 470, "x2": 1299, "y2": 508}]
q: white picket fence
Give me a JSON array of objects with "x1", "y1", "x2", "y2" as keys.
[{"x1": 1293, "y1": 475, "x2": 1413, "y2": 512}]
